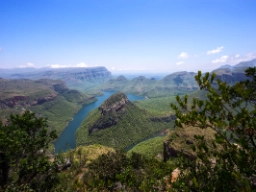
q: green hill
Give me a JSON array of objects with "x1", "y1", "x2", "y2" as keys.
[
  {"x1": 76, "y1": 92, "x2": 174, "y2": 149},
  {"x1": 0, "y1": 78, "x2": 95, "y2": 135}
]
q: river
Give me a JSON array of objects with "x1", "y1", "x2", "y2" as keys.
[{"x1": 54, "y1": 91, "x2": 145, "y2": 153}]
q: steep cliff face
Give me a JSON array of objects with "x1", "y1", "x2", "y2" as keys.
[
  {"x1": 213, "y1": 68, "x2": 250, "y2": 84},
  {"x1": 0, "y1": 93, "x2": 58, "y2": 109}
]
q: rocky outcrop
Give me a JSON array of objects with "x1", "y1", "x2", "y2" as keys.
[
  {"x1": 0, "y1": 93, "x2": 58, "y2": 109},
  {"x1": 0, "y1": 96, "x2": 29, "y2": 109},
  {"x1": 89, "y1": 92, "x2": 130, "y2": 134},
  {"x1": 100, "y1": 92, "x2": 129, "y2": 115},
  {"x1": 32, "y1": 93, "x2": 58, "y2": 105},
  {"x1": 163, "y1": 126, "x2": 216, "y2": 162},
  {"x1": 163, "y1": 140, "x2": 196, "y2": 162}
]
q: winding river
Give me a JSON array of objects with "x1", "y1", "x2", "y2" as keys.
[{"x1": 54, "y1": 92, "x2": 145, "y2": 153}]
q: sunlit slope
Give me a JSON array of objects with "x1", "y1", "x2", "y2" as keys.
[
  {"x1": 0, "y1": 78, "x2": 95, "y2": 135},
  {"x1": 76, "y1": 92, "x2": 173, "y2": 149},
  {"x1": 134, "y1": 90, "x2": 207, "y2": 116}
]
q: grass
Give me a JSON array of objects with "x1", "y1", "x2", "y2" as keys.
[
  {"x1": 134, "y1": 90, "x2": 207, "y2": 116},
  {"x1": 127, "y1": 136, "x2": 166, "y2": 159}
]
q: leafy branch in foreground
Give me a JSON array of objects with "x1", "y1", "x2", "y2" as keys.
[
  {"x1": 0, "y1": 111, "x2": 60, "y2": 191},
  {"x1": 171, "y1": 67, "x2": 256, "y2": 191}
]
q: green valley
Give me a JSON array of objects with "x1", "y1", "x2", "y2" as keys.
[{"x1": 76, "y1": 92, "x2": 174, "y2": 149}]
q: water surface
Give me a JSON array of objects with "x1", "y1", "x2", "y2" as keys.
[{"x1": 54, "y1": 92, "x2": 144, "y2": 153}]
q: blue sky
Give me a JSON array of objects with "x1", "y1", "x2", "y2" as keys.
[{"x1": 0, "y1": 0, "x2": 256, "y2": 73}]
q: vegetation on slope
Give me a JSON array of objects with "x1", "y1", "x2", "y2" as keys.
[
  {"x1": 170, "y1": 67, "x2": 256, "y2": 191},
  {"x1": 76, "y1": 92, "x2": 173, "y2": 149},
  {"x1": 134, "y1": 90, "x2": 207, "y2": 116},
  {"x1": 0, "y1": 78, "x2": 96, "y2": 136},
  {"x1": 57, "y1": 145, "x2": 175, "y2": 191},
  {"x1": 127, "y1": 136, "x2": 166, "y2": 159}
]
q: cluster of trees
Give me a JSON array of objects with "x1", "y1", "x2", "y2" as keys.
[
  {"x1": 0, "y1": 67, "x2": 255, "y2": 191},
  {"x1": 0, "y1": 111, "x2": 61, "y2": 191},
  {"x1": 171, "y1": 67, "x2": 256, "y2": 191}
]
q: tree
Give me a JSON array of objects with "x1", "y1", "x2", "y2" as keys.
[
  {"x1": 0, "y1": 110, "x2": 60, "y2": 191},
  {"x1": 170, "y1": 67, "x2": 256, "y2": 191}
]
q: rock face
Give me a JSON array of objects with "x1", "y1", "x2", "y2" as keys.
[
  {"x1": 163, "y1": 140, "x2": 196, "y2": 162},
  {"x1": 213, "y1": 59, "x2": 256, "y2": 84},
  {"x1": 89, "y1": 92, "x2": 130, "y2": 134},
  {"x1": 100, "y1": 92, "x2": 129, "y2": 115},
  {"x1": 163, "y1": 126, "x2": 216, "y2": 162},
  {"x1": 0, "y1": 96, "x2": 29, "y2": 109}
]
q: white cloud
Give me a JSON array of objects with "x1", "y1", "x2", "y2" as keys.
[
  {"x1": 49, "y1": 62, "x2": 90, "y2": 68},
  {"x1": 207, "y1": 46, "x2": 224, "y2": 55},
  {"x1": 49, "y1": 64, "x2": 68, "y2": 68},
  {"x1": 212, "y1": 55, "x2": 229, "y2": 63},
  {"x1": 75, "y1": 62, "x2": 89, "y2": 68},
  {"x1": 211, "y1": 53, "x2": 256, "y2": 65},
  {"x1": 19, "y1": 63, "x2": 35, "y2": 68},
  {"x1": 176, "y1": 61, "x2": 184, "y2": 65},
  {"x1": 178, "y1": 52, "x2": 188, "y2": 59}
]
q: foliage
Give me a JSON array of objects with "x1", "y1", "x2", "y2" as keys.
[
  {"x1": 170, "y1": 67, "x2": 256, "y2": 191},
  {"x1": 134, "y1": 90, "x2": 207, "y2": 116},
  {"x1": 80, "y1": 151, "x2": 173, "y2": 191},
  {"x1": 127, "y1": 136, "x2": 166, "y2": 159},
  {"x1": 0, "y1": 78, "x2": 96, "y2": 137},
  {"x1": 76, "y1": 102, "x2": 172, "y2": 149},
  {"x1": 0, "y1": 111, "x2": 60, "y2": 191}
]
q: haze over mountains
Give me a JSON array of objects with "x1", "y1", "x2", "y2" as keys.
[{"x1": 1, "y1": 59, "x2": 255, "y2": 96}]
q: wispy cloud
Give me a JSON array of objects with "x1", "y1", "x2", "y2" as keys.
[
  {"x1": 19, "y1": 63, "x2": 35, "y2": 68},
  {"x1": 212, "y1": 55, "x2": 229, "y2": 63},
  {"x1": 212, "y1": 53, "x2": 256, "y2": 65},
  {"x1": 176, "y1": 61, "x2": 184, "y2": 65},
  {"x1": 178, "y1": 52, "x2": 188, "y2": 59},
  {"x1": 207, "y1": 46, "x2": 224, "y2": 55}
]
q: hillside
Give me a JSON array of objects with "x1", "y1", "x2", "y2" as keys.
[
  {"x1": 213, "y1": 59, "x2": 256, "y2": 84},
  {"x1": 0, "y1": 78, "x2": 95, "y2": 135},
  {"x1": 0, "y1": 66, "x2": 112, "y2": 94},
  {"x1": 76, "y1": 92, "x2": 174, "y2": 149},
  {"x1": 102, "y1": 71, "x2": 198, "y2": 97},
  {"x1": 164, "y1": 126, "x2": 217, "y2": 161}
]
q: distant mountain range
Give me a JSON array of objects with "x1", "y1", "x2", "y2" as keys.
[
  {"x1": 0, "y1": 66, "x2": 112, "y2": 92},
  {"x1": 0, "y1": 59, "x2": 255, "y2": 96},
  {"x1": 101, "y1": 59, "x2": 256, "y2": 97},
  {"x1": 101, "y1": 71, "x2": 198, "y2": 98},
  {"x1": 217, "y1": 59, "x2": 256, "y2": 70}
]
